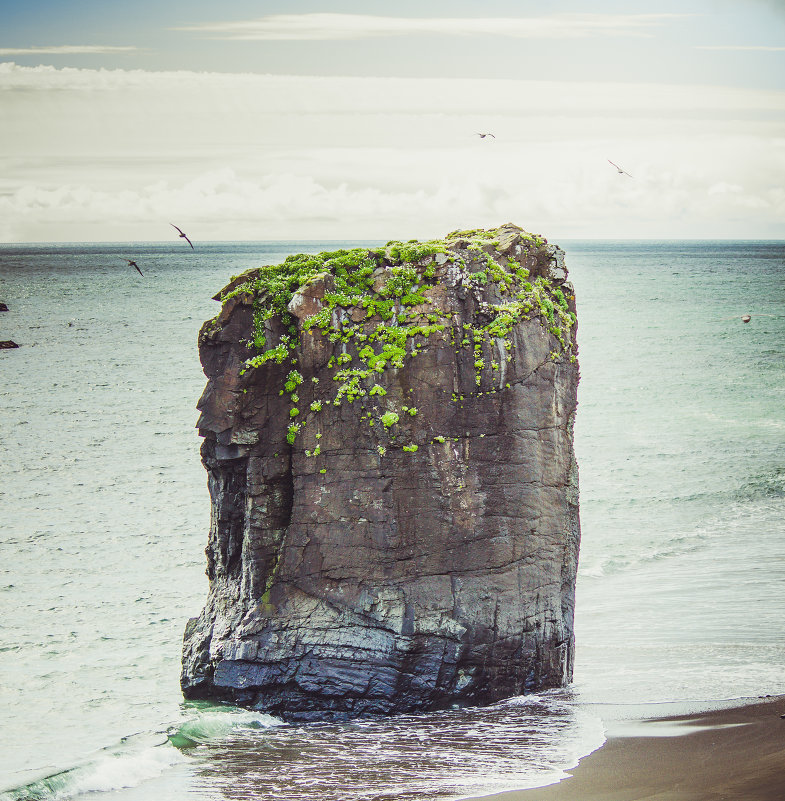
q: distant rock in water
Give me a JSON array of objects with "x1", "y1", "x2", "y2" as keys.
[
  {"x1": 0, "y1": 302, "x2": 9, "y2": 312},
  {"x1": 181, "y1": 223, "x2": 581, "y2": 721},
  {"x1": 0, "y1": 340, "x2": 19, "y2": 349}
]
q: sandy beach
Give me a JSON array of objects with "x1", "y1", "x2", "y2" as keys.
[{"x1": 466, "y1": 695, "x2": 785, "y2": 801}]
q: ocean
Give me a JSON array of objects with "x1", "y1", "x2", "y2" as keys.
[{"x1": 1, "y1": 239, "x2": 783, "y2": 800}]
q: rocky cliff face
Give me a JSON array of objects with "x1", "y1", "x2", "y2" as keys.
[{"x1": 181, "y1": 223, "x2": 580, "y2": 721}]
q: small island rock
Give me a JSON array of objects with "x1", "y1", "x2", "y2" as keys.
[{"x1": 181, "y1": 224, "x2": 581, "y2": 721}]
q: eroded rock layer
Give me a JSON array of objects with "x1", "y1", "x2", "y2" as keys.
[{"x1": 181, "y1": 223, "x2": 580, "y2": 721}]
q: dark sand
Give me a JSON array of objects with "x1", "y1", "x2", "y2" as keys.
[{"x1": 466, "y1": 695, "x2": 785, "y2": 801}]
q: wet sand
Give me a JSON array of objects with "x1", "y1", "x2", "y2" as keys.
[{"x1": 466, "y1": 695, "x2": 785, "y2": 801}]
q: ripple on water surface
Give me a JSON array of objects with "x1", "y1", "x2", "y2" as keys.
[{"x1": 175, "y1": 694, "x2": 605, "y2": 801}]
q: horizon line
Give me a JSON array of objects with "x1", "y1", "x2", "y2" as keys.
[{"x1": 2, "y1": 236, "x2": 783, "y2": 245}]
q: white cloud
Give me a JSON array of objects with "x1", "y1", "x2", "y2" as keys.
[
  {"x1": 0, "y1": 170, "x2": 489, "y2": 241},
  {"x1": 1, "y1": 62, "x2": 782, "y2": 115},
  {"x1": 3, "y1": 144, "x2": 783, "y2": 242},
  {"x1": 0, "y1": 46, "x2": 137, "y2": 55},
  {"x1": 707, "y1": 181, "x2": 744, "y2": 195},
  {"x1": 175, "y1": 12, "x2": 687, "y2": 42},
  {"x1": 0, "y1": 64, "x2": 783, "y2": 241}
]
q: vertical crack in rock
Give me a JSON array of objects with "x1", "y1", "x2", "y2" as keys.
[{"x1": 181, "y1": 223, "x2": 581, "y2": 720}]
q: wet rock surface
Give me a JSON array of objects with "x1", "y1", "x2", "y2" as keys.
[{"x1": 181, "y1": 224, "x2": 581, "y2": 721}]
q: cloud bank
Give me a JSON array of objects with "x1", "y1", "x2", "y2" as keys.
[
  {"x1": 0, "y1": 46, "x2": 136, "y2": 56},
  {"x1": 176, "y1": 12, "x2": 687, "y2": 42},
  {"x1": 1, "y1": 62, "x2": 781, "y2": 113},
  {"x1": 1, "y1": 63, "x2": 783, "y2": 241}
]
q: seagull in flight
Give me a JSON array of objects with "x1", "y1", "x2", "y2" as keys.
[
  {"x1": 126, "y1": 259, "x2": 143, "y2": 276},
  {"x1": 608, "y1": 159, "x2": 633, "y2": 178},
  {"x1": 476, "y1": 132, "x2": 496, "y2": 139},
  {"x1": 170, "y1": 223, "x2": 194, "y2": 249}
]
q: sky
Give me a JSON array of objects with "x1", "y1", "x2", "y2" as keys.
[{"x1": 1, "y1": 0, "x2": 784, "y2": 242}]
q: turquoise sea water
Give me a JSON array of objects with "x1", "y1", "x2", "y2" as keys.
[{"x1": 0, "y1": 240, "x2": 783, "y2": 800}]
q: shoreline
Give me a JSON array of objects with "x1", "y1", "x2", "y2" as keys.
[{"x1": 464, "y1": 695, "x2": 785, "y2": 801}]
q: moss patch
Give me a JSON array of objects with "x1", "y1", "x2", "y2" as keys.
[{"x1": 218, "y1": 225, "x2": 576, "y2": 461}]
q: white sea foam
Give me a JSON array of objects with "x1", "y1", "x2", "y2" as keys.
[
  {"x1": 0, "y1": 740, "x2": 184, "y2": 801},
  {"x1": 169, "y1": 692, "x2": 607, "y2": 801},
  {"x1": 67, "y1": 746, "x2": 184, "y2": 797}
]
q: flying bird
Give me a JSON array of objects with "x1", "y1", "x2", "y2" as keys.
[
  {"x1": 126, "y1": 259, "x2": 143, "y2": 276},
  {"x1": 476, "y1": 133, "x2": 496, "y2": 139},
  {"x1": 170, "y1": 223, "x2": 194, "y2": 249},
  {"x1": 608, "y1": 159, "x2": 633, "y2": 177}
]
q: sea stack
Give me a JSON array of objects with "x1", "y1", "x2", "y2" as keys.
[{"x1": 181, "y1": 223, "x2": 581, "y2": 721}]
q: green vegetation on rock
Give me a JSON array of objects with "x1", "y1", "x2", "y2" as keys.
[{"x1": 219, "y1": 226, "x2": 576, "y2": 457}]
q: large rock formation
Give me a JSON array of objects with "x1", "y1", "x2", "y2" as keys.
[{"x1": 181, "y1": 223, "x2": 580, "y2": 721}]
